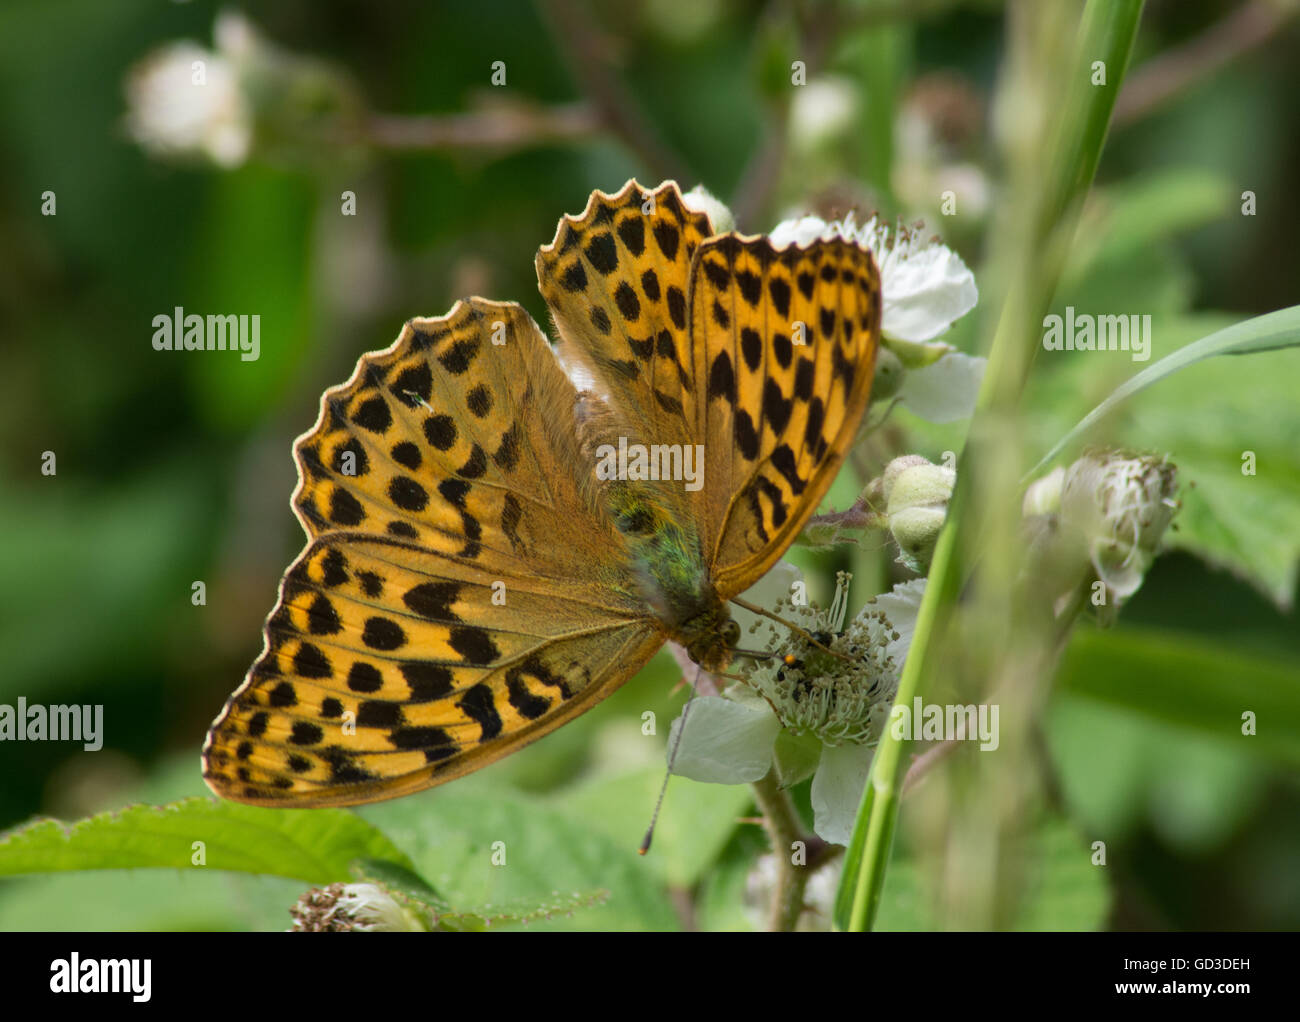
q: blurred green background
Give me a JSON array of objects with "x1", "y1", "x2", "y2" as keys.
[{"x1": 0, "y1": 0, "x2": 1297, "y2": 930}]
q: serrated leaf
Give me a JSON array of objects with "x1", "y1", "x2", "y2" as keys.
[
  {"x1": 358, "y1": 786, "x2": 680, "y2": 931},
  {"x1": 351, "y1": 858, "x2": 450, "y2": 916},
  {"x1": 440, "y1": 889, "x2": 609, "y2": 931},
  {"x1": 0, "y1": 798, "x2": 413, "y2": 884}
]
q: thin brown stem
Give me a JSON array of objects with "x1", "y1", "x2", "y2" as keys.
[
  {"x1": 362, "y1": 102, "x2": 600, "y2": 152},
  {"x1": 1113, "y1": 0, "x2": 1298, "y2": 128},
  {"x1": 537, "y1": 0, "x2": 693, "y2": 182}
]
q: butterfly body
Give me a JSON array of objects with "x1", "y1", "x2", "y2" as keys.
[{"x1": 203, "y1": 180, "x2": 880, "y2": 806}]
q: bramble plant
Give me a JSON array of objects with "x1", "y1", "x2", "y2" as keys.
[{"x1": 2, "y1": 1, "x2": 1298, "y2": 936}]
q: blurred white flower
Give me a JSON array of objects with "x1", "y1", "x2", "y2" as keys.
[
  {"x1": 745, "y1": 851, "x2": 842, "y2": 930},
  {"x1": 1023, "y1": 451, "x2": 1179, "y2": 621},
  {"x1": 1059, "y1": 451, "x2": 1179, "y2": 601},
  {"x1": 789, "y1": 76, "x2": 859, "y2": 152},
  {"x1": 897, "y1": 348, "x2": 985, "y2": 422},
  {"x1": 124, "y1": 12, "x2": 255, "y2": 166}
]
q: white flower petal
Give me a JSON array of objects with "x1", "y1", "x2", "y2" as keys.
[
  {"x1": 879, "y1": 243, "x2": 977, "y2": 341},
  {"x1": 668, "y1": 696, "x2": 779, "y2": 784},
  {"x1": 769, "y1": 215, "x2": 830, "y2": 249},
  {"x1": 853, "y1": 218, "x2": 978, "y2": 342},
  {"x1": 899, "y1": 351, "x2": 986, "y2": 422},
  {"x1": 682, "y1": 184, "x2": 734, "y2": 234},
  {"x1": 811, "y1": 741, "x2": 875, "y2": 845},
  {"x1": 858, "y1": 578, "x2": 927, "y2": 665}
]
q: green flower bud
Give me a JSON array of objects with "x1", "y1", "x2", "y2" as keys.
[
  {"x1": 1022, "y1": 465, "x2": 1064, "y2": 517},
  {"x1": 883, "y1": 457, "x2": 955, "y2": 572}
]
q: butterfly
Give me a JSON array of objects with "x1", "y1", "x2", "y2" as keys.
[{"x1": 202, "y1": 180, "x2": 881, "y2": 806}]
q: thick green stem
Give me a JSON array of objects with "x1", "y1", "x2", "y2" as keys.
[{"x1": 835, "y1": 0, "x2": 1146, "y2": 933}]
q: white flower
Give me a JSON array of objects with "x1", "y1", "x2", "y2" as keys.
[
  {"x1": 789, "y1": 76, "x2": 860, "y2": 152},
  {"x1": 124, "y1": 12, "x2": 255, "y2": 166},
  {"x1": 1059, "y1": 451, "x2": 1179, "y2": 601},
  {"x1": 668, "y1": 563, "x2": 924, "y2": 845},
  {"x1": 897, "y1": 348, "x2": 984, "y2": 423}
]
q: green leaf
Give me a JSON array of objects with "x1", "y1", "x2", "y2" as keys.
[
  {"x1": 556, "y1": 767, "x2": 755, "y2": 889},
  {"x1": 1064, "y1": 167, "x2": 1233, "y2": 281},
  {"x1": 1056, "y1": 625, "x2": 1300, "y2": 767},
  {"x1": 358, "y1": 786, "x2": 681, "y2": 931},
  {"x1": 351, "y1": 858, "x2": 606, "y2": 931},
  {"x1": 351, "y1": 858, "x2": 450, "y2": 914},
  {"x1": 436, "y1": 890, "x2": 610, "y2": 932},
  {"x1": 1028, "y1": 304, "x2": 1300, "y2": 477},
  {"x1": 0, "y1": 798, "x2": 413, "y2": 884},
  {"x1": 0, "y1": 870, "x2": 304, "y2": 932},
  {"x1": 1047, "y1": 694, "x2": 1268, "y2": 852}
]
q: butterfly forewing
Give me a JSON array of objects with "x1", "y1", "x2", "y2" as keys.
[
  {"x1": 203, "y1": 299, "x2": 662, "y2": 806},
  {"x1": 688, "y1": 233, "x2": 881, "y2": 597},
  {"x1": 536, "y1": 180, "x2": 714, "y2": 448}
]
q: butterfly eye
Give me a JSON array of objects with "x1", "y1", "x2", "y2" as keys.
[{"x1": 721, "y1": 620, "x2": 740, "y2": 647}]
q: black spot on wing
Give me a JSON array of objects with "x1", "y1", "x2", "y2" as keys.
[
  {"x1": 653, "y1": 221, "x2": 679, "y2": 260},
  {"x1": 585, "y1": 232, "x2": 618, "y2": 274},
  {"x1": 614, "y1": 281, "x2": 641, "y2": 322},
  {"x1": 617, "y1": 216, "x2": 646, "y2": 256},
  {"x1": 458, "y1": 683, "x2": 503, "y2": 740},
  {"x1": 740, "y1": 327, "x2": 762, "y2": 371},
  {"x1": 769, "y1": 277, "x2": 792, "y2": 317},
  {"x1": 736, "y1": 268, "x2": 762, "y2": 306},
  {"x1": 708, "y1": 351, "x2": 736, "y2": 403}
]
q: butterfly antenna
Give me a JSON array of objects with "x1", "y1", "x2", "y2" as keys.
[
  {"x1": 640, "y1": 663, "x2": 702, "y2": 856},
  {"x1": 730, "y1": 647, "x2": 780, "y2": 661},
  {"x1": 729, "y1": 596, "x2": 855, "y2": 664}
]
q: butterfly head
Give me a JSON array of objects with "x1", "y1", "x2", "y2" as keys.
[{"x1": 679, "y1": 605, "x2": 741, "y2": 674}]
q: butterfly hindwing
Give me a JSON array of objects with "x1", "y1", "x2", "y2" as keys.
[
  {"x1": 688, "y1": 233, "x2": 882, "y2": 597},
  {"x1": 203, "y1": 534, "x2": 661, "y2": 806}
]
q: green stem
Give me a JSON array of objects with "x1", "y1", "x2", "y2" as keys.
[
  {"x1": 835, "y1": 0, "x2": 1145, "y2": 933},
  {"x1": 751, "y1": 768, "x2": 811, "y2": 931}
]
